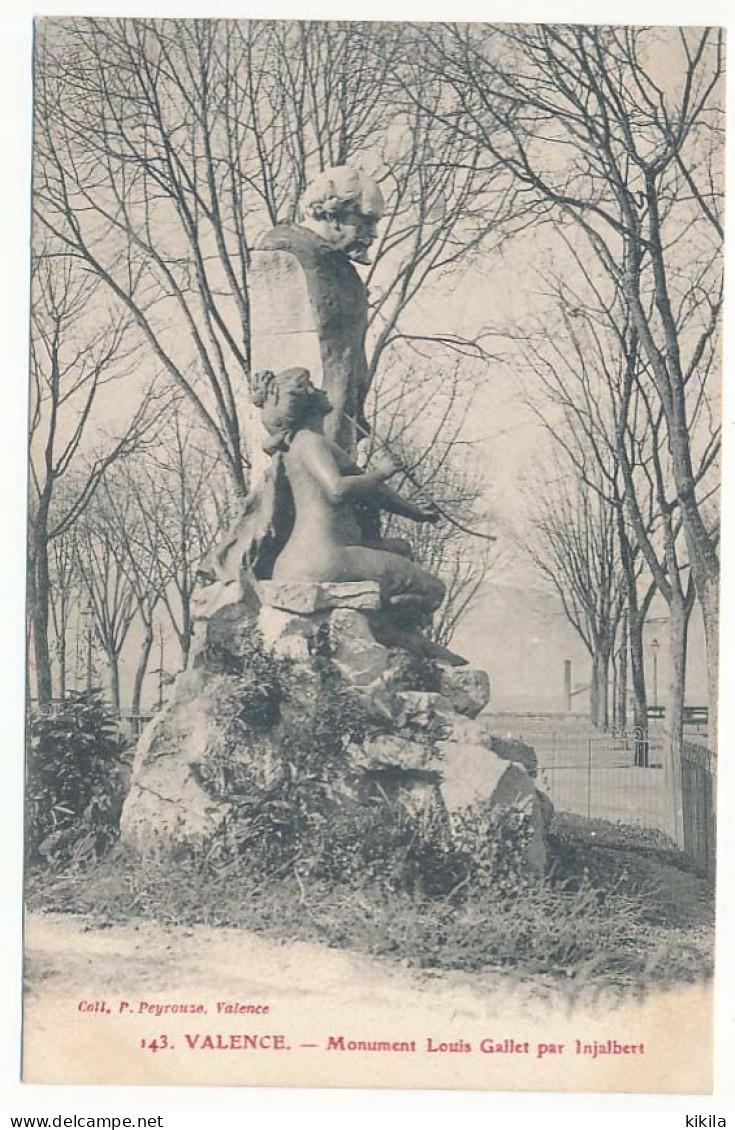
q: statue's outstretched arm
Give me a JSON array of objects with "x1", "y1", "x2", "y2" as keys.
[
  {"x1": 373, "y1": 483, "x2": 440, "y2": 524},
  {"x1": 323, "y1": 436, "x2": 438, "y2": 523},
  {"x1": 297, "y1": 431, "x2": 394, "y2": 503}
]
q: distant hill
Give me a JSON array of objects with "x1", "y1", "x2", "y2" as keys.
[{"x1": 452, "y1": 581, "x2": 708, "y2": 713}]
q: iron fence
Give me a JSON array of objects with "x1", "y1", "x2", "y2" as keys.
[
  {"x1": 492, "y1": 715, "x2": 716, "y2": 871},
  {"x1": 522, "y1": 725, "x2": 670, "y2": 835},
  {"x1": 118, "y1": 710, "x2": 154, "y2": 738},
  {"x1": 681, "y1": 740, "x2": 716, "y2": 876},
  {"x1": 29, "y1": 698, "x2": 155, "y2": 740}
]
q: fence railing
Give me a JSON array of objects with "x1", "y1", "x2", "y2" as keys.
[
  {"x1": 681, "y1": 741, "x2": 716, "y2": 876},
  {"x1": 29, "y1": 698, "x2": 156, "y2": 740},
  {"x1": 118, "y1": 710, "x2": 155, "y2": 738},
  {"x1": 646, "y1": 704, "x2": 709, "y2": 730},
  {"x1": 527, "y1": 727, "x2": 670, "y2": 835},
  {"x1": 495, "y1": 715, "x2": 716, "y2": 874}
]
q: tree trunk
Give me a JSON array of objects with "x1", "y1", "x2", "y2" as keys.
[
  {"x1": 131, "y1": 623, "x2": 154, "y2": 716},
  {"x1": 677, "y1": 488, "x2": 719, "y2": 756},
  {"x1": 665, "y1": 598, "x2": 689, "y2": 848},
  {"x1": 86, "y1": 622, "x2": 94, "y2": 691},
  {"x1": 627, "y1": 199, "x2": 719, "y2": 751},
  {"x1": 616, "y1": 609, "x2": 628, "y2": 730},
  {"x1": 180, "y1": 603, "x2": 192, "y2": 670},
  {"x1": 58, "y1": 629, "x2": 67, "y2": 700},
  {"x1": 107, "y1": 650, "x2": 121, "y2": 715},
  {"x1": 589, "y1": 651, "x2": 610, "y2": 731},
  {"x1": 30, "y1": 524, "x2": 53, "y2": 708},
  {"x1": 629, "y1": 613, "x2": 649, "y2": 765},
  {"x1": 698, "y1": 571, "x2": 719, "y2": 753},
  {"x1": 589, "y1": 654, "x2": 601, "y2": 729},
  {"x1": 601, "y1": 651, "x2": 610, "y2": 731}
]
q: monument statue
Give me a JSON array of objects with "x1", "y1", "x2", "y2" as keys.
[
  {"x1": 120, "y1": 160, "x2": 547, "y2": 879},
  {"x1": 251, "y1": 166, "x2": 385, "y2": 455},
  {"x1": 255, "y1": 367, "x2": 445, "y2": 620},
  {"x1": 194, "y1": 367, "x2": 445, "y2": 625}
]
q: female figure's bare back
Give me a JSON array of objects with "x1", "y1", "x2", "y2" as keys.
[{"x1": 271, "y1": 417, "x2": 444, "y2": 617}]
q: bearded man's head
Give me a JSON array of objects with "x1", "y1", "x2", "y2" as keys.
[{"x1": 299, "y1": 166, "x2": 385, "y2": 264}]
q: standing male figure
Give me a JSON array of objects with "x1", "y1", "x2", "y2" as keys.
[{"x1": 255, "y1": 165, "x2": 385, "y2": 455}]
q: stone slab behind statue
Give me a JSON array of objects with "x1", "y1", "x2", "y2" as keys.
[
  {"x1": 246, "y1": 251, "x2": 324, "y2": 482},
  {"x1": 120, "y1": 582, "x2": 551, "y2": 872}
]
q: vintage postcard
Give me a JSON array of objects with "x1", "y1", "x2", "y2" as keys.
[{"x1": 23, "y1": 16, "x2": 722, "y2": 1092}]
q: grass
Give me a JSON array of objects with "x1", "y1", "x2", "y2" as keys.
[{"x1": 27, "y1": 812, "x2": 714, "y2": 1007}]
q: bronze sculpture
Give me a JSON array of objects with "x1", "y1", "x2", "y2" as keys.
[
  {"x1": 255, "y1": 166, "x2": 384, "y2": 454},
  {"x1": 194, "y1": 367, "x2": 445, "y2": 625},
  {"x1": 257, "y1": 367, "x2": 444, "y2": 621}
]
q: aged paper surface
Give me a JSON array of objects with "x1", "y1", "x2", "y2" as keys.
[
  {"x1": 22, "y1": 14, "x2": 722, "y2": 1096},
  {"x1": 23, "y1": 916, "x2": 713, "y2": 1092}
]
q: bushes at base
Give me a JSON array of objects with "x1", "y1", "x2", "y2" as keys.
[
  {"x1": 26, "y1": 692, "x2": 129, "y2": 869},
  {"x1": 27, "y1": 833, "x2": 712, "y2": 998},
  {"x1": 187, "y1": 633, "x2": 536, "y2": 898},
  {"x1": 25, "y1": 636, "x2": 538, "y2": 903}
]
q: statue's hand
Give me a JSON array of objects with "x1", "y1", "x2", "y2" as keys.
[
  {"x1": 417, "y1": 503, "x2": 441, "y2": 525},
  {"x1": 372, "y1": 454, "x2": 401, "y2": 481}
]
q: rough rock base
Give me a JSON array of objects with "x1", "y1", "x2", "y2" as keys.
[{"x1": 120, "y1": 582, "x2": 551, "y2": 872}]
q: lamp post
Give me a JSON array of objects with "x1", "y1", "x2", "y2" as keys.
[{"x1": 651, "y1": 637, "x2": 660, "y2": 710}]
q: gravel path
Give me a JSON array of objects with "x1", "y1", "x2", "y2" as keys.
[{"x1": 22, "y1": 911, "x2": 712, "y2": 1093}]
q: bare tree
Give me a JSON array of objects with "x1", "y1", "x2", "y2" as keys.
[
  {"x1": 34, "y1": 20, "x2": 255, "y2": 494},
  {"x1": 364, "y1": 80, "x2": 522, "y2": 377},
  {"x1": 75, "y1": 503, "x2": 138, "y2": 715},
  {"x1": 360, "y1": 359, "x2": 499, "y2": 647},
  {"x1": 138, "y1": 407, "x2": 234, "y2": 670},
  {"x1": 34, "y1": 18, "x2": 519, "y2": 500},
  {"x1": 412, "y1": 22, "x2": 723, "y2": 745},
  {"x1": 518, "y1": 238, "x2": 712, "y2": 781},
  {"x1": 93, "y1": 466, "x2": 173, "y2": 715},
  {"x1": 28, "y1": 245, "x2": 150, "y2": 706},
  {"x1": 387, "y1": 450, "x2": 499, "y2": 649},
  {"x1": 524, "y1": 457, "x2": 624, "y2": 730}
]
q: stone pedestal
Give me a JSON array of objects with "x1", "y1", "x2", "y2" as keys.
[
  {"x1": 250, "y1": 251, "x2": 325, "y2": 379},
  {"x1": 120, "y1": 582, "x2": 549, "y2": 872},
  {"x1": 249, "y1": 229, "x2": 370, "y2": 456},
  {"x1": 438, "y1": 666, "x2": 491, "y2": 718},
  {"x1": 247, "y1": 251, "x2": 324, "y2": 482},
  {"x1": 256, "y1": 582, "x2": 388, "y2": 680}
]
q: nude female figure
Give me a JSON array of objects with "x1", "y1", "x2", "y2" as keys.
[{"x1": 252, "y1": 367, "x2": 446, "y2": 621}]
